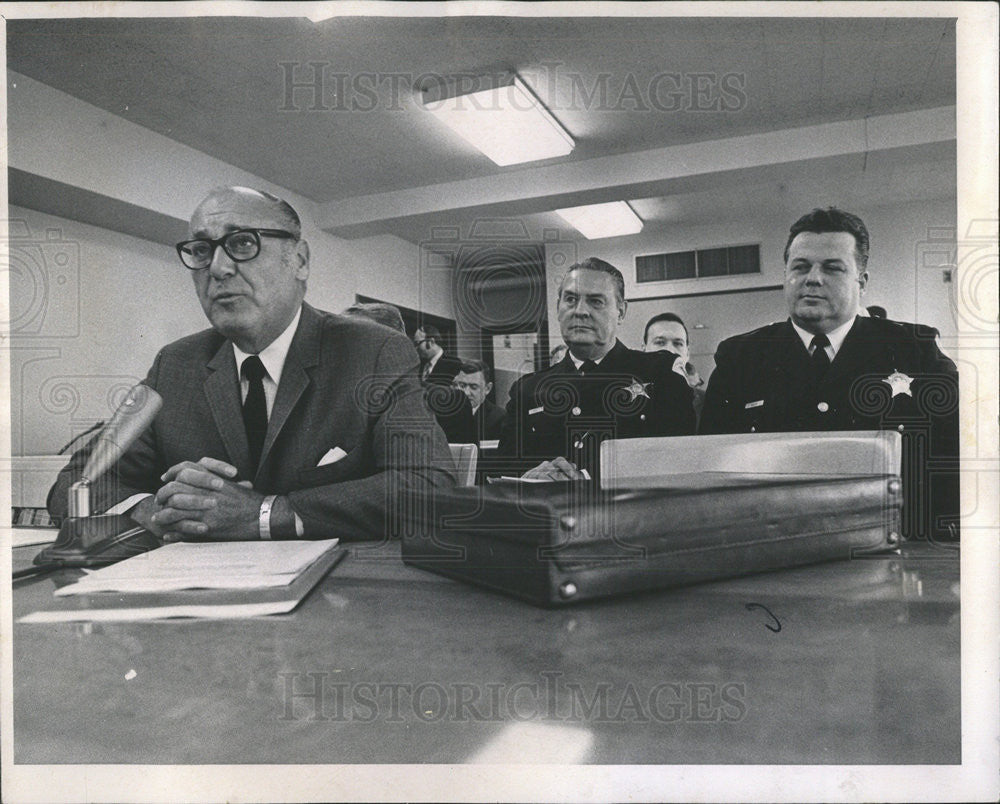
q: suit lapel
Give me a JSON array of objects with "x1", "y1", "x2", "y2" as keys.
[
  {"x1": 257, "y1": 304, "x2": 320, "y2": 477},
  {"x1": 204, "y1": 340, "x2": 252, "y2": 477},
  {"x1": 775, "y1": 319, "x2": 811, "y2": 375},
  {"x1": 825, "y1": 316, "x2": 867, "y2": 386}
]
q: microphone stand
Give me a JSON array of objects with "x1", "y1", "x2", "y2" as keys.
[{"x1": 29, "y1": 385, "x2": 164, "y2": 571}]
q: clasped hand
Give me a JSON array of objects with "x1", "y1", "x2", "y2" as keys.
[
  {"x1": 522, "y1": 456, "x2": 587, "y2": 481},
  {"x1": 149, "y1": 457, "x2": 262, "y2": 541}
]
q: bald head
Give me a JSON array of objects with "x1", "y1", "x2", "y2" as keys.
[{"x1": 190, "y1": 186, "x2": 301, "y2": 240}]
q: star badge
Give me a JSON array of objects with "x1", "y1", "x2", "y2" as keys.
[
  {"x1": 625, "y1": 377, "x2": 651, "y2": 402},
  {"x1": 882, "y1": 370, "x2": 914, "y2": 398}
]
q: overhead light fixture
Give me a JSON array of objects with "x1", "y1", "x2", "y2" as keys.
[
  {"x1": 421, "y1": 72, "x2": 574, "y2": 166},
  {"x1": 555, "y1": 201, "x2": 644, "y2": 239}
]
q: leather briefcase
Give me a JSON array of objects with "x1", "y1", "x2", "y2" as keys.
[{"x1": 401, "y1": 473, "x2": 902, "y2": 606}]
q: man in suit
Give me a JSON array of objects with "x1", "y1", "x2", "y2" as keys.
[
  {"x1": 50, "y1": 186, "x2": 455, "y2": 541},
  {"x1": 453, "y1": 359, "x2": 505, "y2": 442},
  {"x1": 497, "y1": 258, "x2": 695, "y2": 481},
  {"x1": 415, "y1": 325, "x2": 462, "y2": 386},
  {"x1": 643, "y1": 311, "x2": 706, "y2": 426},
  {"x1": 700, "y1": 207, "x2": 959, "y2": 540}
]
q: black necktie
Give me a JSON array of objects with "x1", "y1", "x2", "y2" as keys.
[
  {"x1": 810, "y1": 334, "x2": 831, "y2": 380},
  {"x1": 242, "y1": 355, "x2": 268, "y2": 472},
  {"x1": 578, "y1": 360, "x2": 598, "y2": 375}
]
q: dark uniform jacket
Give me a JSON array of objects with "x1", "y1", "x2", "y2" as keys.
[
  {"x1": 419, "y1": 352, "x2": 474, "y2": 443},
  {"x1": 424, "y1": 383, "x2": 476, "y2": 444},
  {"x1": 474, "y1": 399, "x2": 506, "y2": 442},
  {"x1": 496, "y1": 340, "x2": 696, "y2": 480},
  {"x1": 700, "y1": 316, "x2": 959, "y2": 540}
]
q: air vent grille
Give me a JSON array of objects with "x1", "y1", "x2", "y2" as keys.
[{"x1": 636, "y1": 244, "x2": 760, "y2": 283}]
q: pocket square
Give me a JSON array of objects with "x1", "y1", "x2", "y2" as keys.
[{"x1": 317, "y1": 446, "x2": 348, "y2": 466}]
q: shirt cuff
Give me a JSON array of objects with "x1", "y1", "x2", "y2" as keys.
[
  {"x1": 294, "y1": 512, "x2": 304, "y2": 537},
  {"x1": 105, "y1": 493, "x2": 151, "y2": 515}
]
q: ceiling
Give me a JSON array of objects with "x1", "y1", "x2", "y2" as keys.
[{"x1": 7, "y1": 14, "x2": 956, "y2": 244}]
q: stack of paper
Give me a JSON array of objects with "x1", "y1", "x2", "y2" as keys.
[{"x1": 20, "y1": 539, "x2": 343, "y2": 623}]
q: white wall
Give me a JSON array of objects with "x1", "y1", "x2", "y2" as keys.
[{"x1": 8, "y1": 205, "x2": 207, "y2": 456}]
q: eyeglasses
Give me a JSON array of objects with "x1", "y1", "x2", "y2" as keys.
[{"x1": 175, "y1": 229, "x2": 296, "y2": 271}]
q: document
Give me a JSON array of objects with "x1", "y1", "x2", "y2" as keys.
[
  {"x1": 20, "y1": 540, "x2": 345, "y2": 624},
  {"x1": 54, "y1": 539, "x2": 339, "y2": 596},
  {"x1": 9, "y1": 527, "x2": 59, "y2": 549},
  {"x1": 487, "y1": 469, "x2": 591, "y2": 484}
]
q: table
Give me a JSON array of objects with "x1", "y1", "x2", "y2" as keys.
[{"x1": 11, "y1": 540, "x2": 959, "y2": 765}]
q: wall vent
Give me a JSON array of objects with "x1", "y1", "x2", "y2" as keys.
[{"x1": 636, "y1": 244, "x2": 760, "y2": 283}]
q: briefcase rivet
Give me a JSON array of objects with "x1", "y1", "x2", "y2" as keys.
[
  {"x1": 560, "y1": 516, "x2": 577, "y2": 530},
  {"x1": 559, "y1": 582, "x2": 578, "y2": 599},
  {"x1": 887, "y1": 532, "x2": 900, "y2": 546},
  {"x1": 817, "y1": 401, "x2": 829, "y2": 412},
  {"x1": 897, "y1": 424, "x2": 905, "y2": 432},
  {"x1": 888, "y1": 479, "x2": 901, "y2": 495}
]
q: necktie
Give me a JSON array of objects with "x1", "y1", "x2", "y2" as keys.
[
  {"x1": 810, "y1": 334, "x2": 831, "y2": 380},
  {"x1": 242, "y1": 355, "x2": 268, "y2": 473},
  {"x1": 578, "y1": 360, "x2": 598, "y2": 375}
]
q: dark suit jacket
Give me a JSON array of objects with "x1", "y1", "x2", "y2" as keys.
[
  {"x1": 474, "y1": 399, "x2": 505, "y2": 442},
  {"x1": 496, "y1": 340, "x2": 696, "y2": 480},
  {"x1": 700, "y1": 316, "x2": 959, "y2": 540},
  {"x1": 424, "y1": 383, "x2": 477, "y2": 444},
  {"x1": 49, "y1": 303, "x2": 456, "y2": 540},
  {"x1": 423, "y1": 353, "x2": 462, "y2": 387}
]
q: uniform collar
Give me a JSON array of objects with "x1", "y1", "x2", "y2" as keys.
[
  {"x1": 790, "y1": 315, "x2": 857, "y2": 358},
  {"x1": 567, "y1": 340, "x2": 620, "y2": 370},
  {"x1": 232, "y1": 305, "x2": 303, "y2": 385}
]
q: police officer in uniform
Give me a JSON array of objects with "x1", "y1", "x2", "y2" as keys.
[
  {"x1": 497, "y1": 258, "x2": 695, "y2": 481},
  {"x1": 700, "y1": 208, "x2": 959, "y2": 541}
]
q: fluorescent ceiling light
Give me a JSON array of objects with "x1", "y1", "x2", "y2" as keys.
[
  {"x1": 421, "y1": 73, "x2": 574, "y2": 166},
  {"x1": 555, "y1": 202, "x2": 644, "y2": 239}
]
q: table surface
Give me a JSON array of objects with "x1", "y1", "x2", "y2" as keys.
[{"x1": 11, "y1": 539, "x2": 960, "y2": 765}]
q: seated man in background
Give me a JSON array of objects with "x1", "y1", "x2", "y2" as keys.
[
  {"x1": 497, "y1": 258, "x2": 695, "y2": 481},
  {"x1": 50, "y1": 186, "x2": 455, "y2": 541},
  {"x1": 700, "y1": 207, "x2": 959, "y2": 540},
  {"x1": 415, "y1": 324, "x2": 461, "y2": 386},
  {"x1": 452, "y1": 360, "x2": 505, "y2": 442},
  {"x1": 345, "y1": 302, "x2": 476, "y2": 444},
  {"x1": 642, "y1": 311, "x2": 706, "y2": 426}
]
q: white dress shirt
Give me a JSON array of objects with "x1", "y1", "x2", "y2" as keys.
[
  {"x1": 791, "y1": 315, "x2": 856, "y2": 363},
  {"x1": 422, "y1": 349, "x2": 442, "y2": 380},
  {"x1": 232, "y1": 305, "x2": 302, "y2": 417},
  {"x1": 568, "y1": 352, "x2": 608, "y2": 370}
]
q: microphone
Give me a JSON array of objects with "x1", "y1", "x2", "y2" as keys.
[
  {"x1": 69, "y1": 384, "x2": 163, "y2": 514},
  {"x1": 34, "y1": 384, "x2": 164, "y2": 569}
]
